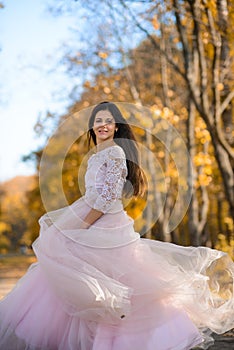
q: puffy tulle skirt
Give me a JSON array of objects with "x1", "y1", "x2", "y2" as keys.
[{"x1": 0, "y1": 197, "x2": 233, "y2": 350}]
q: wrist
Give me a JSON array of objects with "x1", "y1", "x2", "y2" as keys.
[{"x1": 80, "y1": 221, "x2": 91, "y2": 229}]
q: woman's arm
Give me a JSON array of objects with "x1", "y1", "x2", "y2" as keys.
[
  {"x1": 81, "y1": 147, "x2": 127, "y2": 229},
  {"x1": 80, "y1": 208, "x2": 104, "y2": 229}
]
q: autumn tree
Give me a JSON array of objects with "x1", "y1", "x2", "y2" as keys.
[
  {"x1": 58, "y1": 0, "x2": 234, "y2": 242},
  {"x1": 23, "y1": 0, "x2": 233, "y2": 249},
  {"x1": 0, "y1": 176, "x2": 35, "y2": 252}
]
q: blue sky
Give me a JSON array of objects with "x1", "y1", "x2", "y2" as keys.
[
  {"x1": 0, "y1": 0, "x2": 149, "y2": 183},
  {"x1": 0, "y1": 0, "x2": 76, "y2": 182}
]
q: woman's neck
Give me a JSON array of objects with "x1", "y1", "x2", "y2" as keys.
[{"x1": 96, "y1": 140, "x2": 116, "y2": 152}]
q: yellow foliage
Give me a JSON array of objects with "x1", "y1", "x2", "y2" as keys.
[
  {"x1": 150, "y1": 106, "x2": 181, "y2": 126},
  {"x1": 98, "y1": 51, "x2": 108, "y2": 59},
  {"x1": 203, "y1": 165, "x2": 212, "y2": 175},
  {"x1": 0, "y1": 221, "x2": 11, "y2": 233},
  {"x1": 166, "y1": 168, "x2": 179, "y2": 178},
  {"x1": 134, "y1": 217, "x2": 146, "y2": 233},
  {"x1": 215, "y1": 233, "x2": 234, "y2": 260},
  {"x1": 206, "y1": 0, "x2": 218, "y2": 15},
  {"x1": 140, "y1": 117, "x2": 153, "y2": 128},
  {"x1": 194, "y1": 152, "x2": 212, "y2": 166},
  {"x1": 124, "y1": 197, "x2": 146, "y2": 221},
  {"x1": 157, "y1": 151, "x2": 165, "y2": 158},
  {"x1": 198, "y1": 173, "x2": 212, "y2": 186},
  {"x1": 82, "y1": 101, "x2": 90, "y2": 107},
  {"x1": 151, "y1": 105, "x2": 162, "y2": 119},
  {"x1": 224, "y1": 217, "x2": 234, "y2": 230},
  {"x1": 0, "y1": 235, "x2": 11, "y2": 253},
  {"x1": 162, "y1": 107, "x2": 173, "y2": 120},
  {"x1": 83, "y1": 81, "x2": 91, "y2": 88},
  {"x1": 152, "y1": 15, "x2": 160, "y2": 30},
  {"x1": 103, "y1": 86, "x2": 111, "y2": 94},
  {"x1": 134, "y1": 127, "x2": 145, "y2": 136},
  {"x1": 217, "y1": 83, "x2": 224, "y2": 91},
  {"x1": 172, "y1": 115, "x2": 180, "y2": 124}
]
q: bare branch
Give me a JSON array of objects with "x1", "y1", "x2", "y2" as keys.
[
  {"x1": 191, "y1": 0, "x2": 210, "y2": 118},
  {"x1": 205, "y1": 4, "x2": 222, "y2": 126},
  {"x1": 173, "y1": 0, "x2": 213, "y2": 128},
  {"x1": 220, "y1": 89, "x2": 234, "y2": 115},
  {"x1": 173, "y1": 0, "x2": 192, "y2": 79},
  {"x1": 119, "y1": 0, "x2": 186, "y2": 80},
  {"x1": 160, "y1": 23, "x2": 171, "y2": 108}
]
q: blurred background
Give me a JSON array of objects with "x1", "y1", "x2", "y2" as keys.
[{"x1": 0, "y1": 0, "x2": 233, "y2": 270}]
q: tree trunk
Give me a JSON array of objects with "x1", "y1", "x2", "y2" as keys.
[
  {"x1": 211, "y1": 136, "x2": 234, "y2": 217},
  {"x1": 217, "y1": 0, "x2": 233, "y2": 146},
  {"x1": 173, "y1": 0, "x2": 234, "y2": 219},
  {"x1": 187, "y1": 101, "x2": 200, "y2": 245}
]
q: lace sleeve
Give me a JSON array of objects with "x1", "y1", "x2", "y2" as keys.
[{"x1": 93, "y1": 147, "x2": 127, "y2": 213}]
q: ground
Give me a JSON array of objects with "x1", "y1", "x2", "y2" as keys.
[{"x1": 0, "y1": 254, "x2": 233, "y2": 349}]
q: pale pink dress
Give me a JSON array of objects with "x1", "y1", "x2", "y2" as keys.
[{"x1": 0, "y1": 145, "x2": 233, "y2": 350}]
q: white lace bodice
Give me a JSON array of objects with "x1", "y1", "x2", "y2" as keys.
[{"x1": 84, "y1": 145, "x2": 127, "y2": 214}]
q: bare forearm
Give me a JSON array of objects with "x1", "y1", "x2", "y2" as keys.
[{"x1": 81, "y1": 208, "x2": 104, "y2": 229}]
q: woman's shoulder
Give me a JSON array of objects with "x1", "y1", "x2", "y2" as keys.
[
  {"x1": 106, "y1": 144, "x2": 125, "y2": 159},
  {"x1": 88, "y1": 144, "x2": 126, "y2": 163}
]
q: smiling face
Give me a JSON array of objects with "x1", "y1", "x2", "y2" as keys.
[{"x1": 93, "y1": 110, "x2": 117, "y2": 144}]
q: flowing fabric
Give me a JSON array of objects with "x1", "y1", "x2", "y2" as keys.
[{"x1": 0, "y1": 145, "x2": 233, "y2": 350}]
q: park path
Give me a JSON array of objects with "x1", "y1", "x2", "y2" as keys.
[{"x1": 0, "y1": 257, "x2": 233, "y2": 349}]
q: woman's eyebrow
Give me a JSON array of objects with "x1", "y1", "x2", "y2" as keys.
[{"x1": 95, "y1": 117, "x2": 114, "y2": 121}]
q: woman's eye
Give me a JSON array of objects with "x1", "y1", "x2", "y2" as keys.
[{"x1": 94, "y1": 119, "x2": 114, "y2": 124}]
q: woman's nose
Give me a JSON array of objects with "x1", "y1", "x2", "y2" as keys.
[{"x1": 100, "y1": 122, "x2": 108, "y2": 128}]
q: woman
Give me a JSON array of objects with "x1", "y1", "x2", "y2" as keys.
[{"x1": 0, "y1": 101, "x2": 233, "y2": 349}]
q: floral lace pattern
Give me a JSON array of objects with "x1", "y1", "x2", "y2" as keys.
[{"x1": 85, "y1": 146, "x2": 127, "y2": 213}]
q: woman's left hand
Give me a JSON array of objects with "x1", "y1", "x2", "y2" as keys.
[
  {"x1": 80, "y1": 208, "x2": 104, "y2": 229},
  {"x1": 80, "y1": 221, "x2": 91, "y2": 229}
]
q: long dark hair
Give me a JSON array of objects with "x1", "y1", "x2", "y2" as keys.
[{"x1": 87, "y1": 101, "x2": 146, "y2": 197}]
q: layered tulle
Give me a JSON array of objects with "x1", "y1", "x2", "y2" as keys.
[{"x1": 0, "y1": 196, "x2": 234, "y2": 350}]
